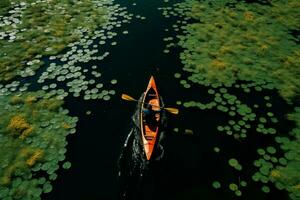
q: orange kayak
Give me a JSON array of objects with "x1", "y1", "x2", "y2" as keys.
[{"x1": 140, "y1": 76, "x2": 161, "y2": 160}]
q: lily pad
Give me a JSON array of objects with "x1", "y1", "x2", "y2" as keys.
[
  {"x1": 229, "y1": 183, "x2": 238, "y2": 191},
  {"x1": 212, "y1": 181, "x2": 221, "y2": 189},
  {"x1": 228, "y1": 158, "x2": 238, "y2": 167},
  {"x1": 62, "y1": 161, "x2": 72, "y2": 169}
]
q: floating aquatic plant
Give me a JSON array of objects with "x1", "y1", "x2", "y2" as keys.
[
  {"x1": 251, "y1": 108, "x2": 300, "y2": 199},
  {"x1": 0, "y1": 91, "x2": 77, "y2": 199},
  {"x1": 161, "y1": 0, "x2": 300, "y2": 102},
  {"x1": 212, "y1": 181, "x2": 221, "y2": 189},
  {"x1": 229, "y1": 183, "x2": 242, "y2": 196},
  {"x1": 262, "y1": 185, "x2": 270, "y2": 193},
  {"x1": 0, "y1": 0, "x2": 135, "y2": 108},
  {"x1": 213, "y1": 147, "x2": 220, "y2": 153},
  {"x1": 228, "y1": 158, "x2": 242, "y2": 171},
  {"x1": 62, "y1": 161, "x2": 72, "y2": 170},
  {"x1": 0, "y1": 0, "x2": 109, "y2": 82},
  {"x1": 160, "y1": 0, "x2": 300, "y2": 199},
  {"x1": 111, "y1": 79, "x2": 118, "y2": 84},
  {"x1": 229, "y1": 183, "x2": 238, "y2": 191}
]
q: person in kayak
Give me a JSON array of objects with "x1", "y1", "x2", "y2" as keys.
[{"x1": 142, "y1": 103, "x2": 160, "y2": 127}]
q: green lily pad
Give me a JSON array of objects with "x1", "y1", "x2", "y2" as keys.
[
  {"x1": 257, "y1": 149, "x2": 265, "y2": 155},
  {"x1": 278, "y1": 157, "x2": 287, "y2": 165},
  {"x1": 266, "y1": 146, "x2": 276, "y2": 154},
  {"x1": 103, "y1": 95, "x2": 111, "y2": 101},
  {"x1": 217, "y1": 126, "x2": 224, "y2": 131},
  {"x1": 235, "y1": 190, "x2": 242, "y2": 196},
  {"x1": 62, "y1": 161, "x2": 72, "y2": 169},
  {"x1": 240, "y1": 181, "x2": 247, "y2": 187},
  {"x1": 208, "y1": 89, "x2": 215, "y2": 94},
  {"x1": 228, "y1": 158, "x2": 238, "y2": 167},
  {"x1": 235, "y1": 164, "x2": 242, "y2": 171},
  {"x1": 229, "y1": 183, "x2": 238, "y2": 191},
  {"x1": 266, "y1": 103, "x2": 272, "y2": 107},
  {"x1": 174, "y1": 73, "x2": 181, "y2": 78},
  {"x1": 212, "y1": 181, "x2": 221, "y2": 189},
  {"x1": 111, "y1": 79, "x2": 117, "y2": 84},
  {"x1": 261, "y1": 185, "x2": 270, "y2": 193},
  {"x1": 43, "y1": 182, "x2": 53, "y2": 193},
  {"x1": 214, "y1": 147, "x2": 220, "y2": 153}
]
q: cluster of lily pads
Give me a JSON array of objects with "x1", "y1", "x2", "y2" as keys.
[
  {"x1": 0, "y1": 91, "x2": 77, "y2": 199},
  {"x1": 180, "y1": 83, "x2": 278, "y2": 140},
  {"x1": 0, "y1": 0, "x2": 140, "y2": 102},
  {"x1": 212, "y1": 180, "x2": 246, "y2": 196},
  {"x1": 212, "y1": 155, "x2": 247, "y2": 197},
  {"x1": 0, "y1": 0, "x2": 141, "y2": 199},
  {"x1": 213, "y1": 179, "x2": 247, "y2": 197},
  {"x1": 252, "y1": 108, "x2": 300, "y2": 199},
  {"x1": 27, "y1": 1, "x2": 134, "y2": 100},
  {"x1": 161, "y1": 0, "x2": 299, "y2": 102},
  {"x1": 28, "y1": 1, "x2": 137, "y2": 101},
  {"x1": 252, "y1": 147, "x2": 278, "y2": 193},
  {"x1": 0, "y1": 0, "x2": 110, "y2": 81},
  {"x1": 0, "y1": 81, "x2": 29, "y2": 96},
  {"x1": 161, "y1": 0, "x2": 300, "y2": 199},
  {"x1": 36, "y1": 58, "x2": 118, "y2": 101},
  {"x1": 0, "y1": 0, "x2": 144, "y2": 85}
]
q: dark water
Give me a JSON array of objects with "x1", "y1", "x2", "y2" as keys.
[{"x1": 42, "y1": 0, "x2": 291, "y2": 199}]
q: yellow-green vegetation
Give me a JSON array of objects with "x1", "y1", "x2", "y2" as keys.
[
  {"x1": 165, "y1": 0, "x2": 300, "y2": 102},
  {"x1": 252, "y1": 108, "x2": 300, "y2": 199},
  {"x1": 161, "y1": 0, "x2": 299, "y2": 199},
  {"x1": 255, "y1": 108, "x2": 300, "y2": 199},
  {"x1": 7, "y1": 115, "x2": 33, "y2": 140},
  {"x1": 0, "y1": 0, "x2": 108, "y2": 82},
  {"x1": 0, "y1": 91, "x2": 77, "y2": 199}
]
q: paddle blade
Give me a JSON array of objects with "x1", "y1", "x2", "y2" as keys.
[
  {"x1": 165, "y1": 107, "x2": 179, "y2": 115},
  {"x1": 121, "y1": 94, "x2": 136, "y2": 101}
]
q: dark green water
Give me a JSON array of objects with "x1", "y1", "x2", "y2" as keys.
[{"x1": 38, "y1": 0, "x2": 292, "y2": 199}]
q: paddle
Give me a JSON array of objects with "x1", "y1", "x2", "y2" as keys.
[{"x1": 121, "y1": 94, "x2": 179, "y2": 115}]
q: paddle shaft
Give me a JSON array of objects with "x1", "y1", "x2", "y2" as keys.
[{"x1": 121, "y1": 93, "x2": 179, "y2": 114}]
